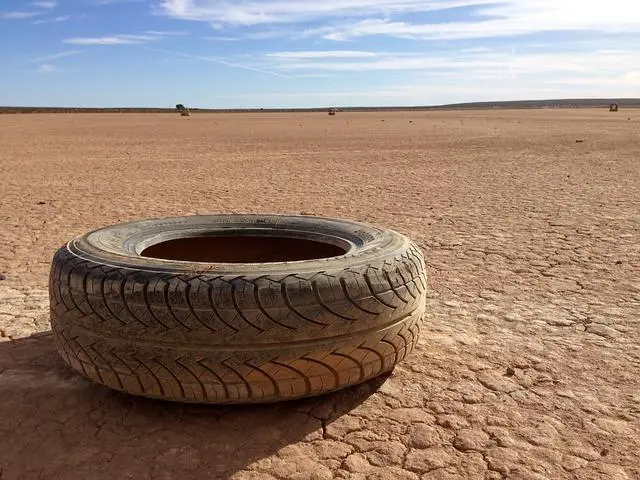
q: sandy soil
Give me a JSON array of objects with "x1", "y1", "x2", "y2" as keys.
[{"x1": 0, "y1": 110, "x2": 638, "y2": 479}]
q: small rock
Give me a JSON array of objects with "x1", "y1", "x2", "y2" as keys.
[
  {"x1": 504, "y1": 312, "x2": 523, "y2": 322},
  {"x1": 575, "y1": 139, "x2": 584, "y2": 143},
  {"x1": 443, "y1": 300, "x2": 462, "y2": 308},
  {"x1": 436, "y1": 414, "x2": 470, "y2": 430},
  {"x1": 0, "y1": 274, "x2": 7, "y2": 281},
  {"x1": 557, "y1": 389, "x2": 576, "y2": 399},
  {"x1": 462, "y1": 393, "x2": 483, "y2": 404},
  {"x1": 570, "y1": 446, "x2": 601, "y2": 461},
  {"x1": 368, "y1": 467, "x2": 418, "y2": 480},
  {"x1": 343, "y1": 453, "x2": 374, "y2": 474},
  {"x1": 37, "y1": 201, "x2": 46, "y2": 205},
  {"x1": 408, "y1": 424, "x2": 441, "y2": 449},
  {"x1": 453, "y1": 429, "x2": 490, "y2": 452},
  {"x1": 593, "y1": 418, "x2": 633, "y2": 435},
  {"x1": 545, "y1": 318, "x2": 575, "y2": 327},
  {"x1": 595, "y1": 463, "x2": 630, "y2": 479},
  {"x1": 586, "y1": 324, "x2": 619, "y2": 339},
  {"x1": 505, "y1": 367, "x2": 516, "y2": 377},
  {"x1": 477, "y1": 372, "x2": 519, "y2": 393},
  {"x1": 325, "y1": 415, "x2": 362, "y2": 439},
  {"x1": 404, "y1": 448, "x2": 454, "y2": 474},
  {"x1": 485, "y1": 447, "x2": 519, "y2": 475},
  {"x1": 562, "y1": 455, "x2": 588, "y2": 471}
]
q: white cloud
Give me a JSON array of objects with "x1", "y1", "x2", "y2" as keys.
[
  {"x1": 33, "y1": 15, "x2": 70, "y2": 24},
  {"x1": 267, "y1": 51, "x2": 379, "y2": 59},
  {"x1": 158, "y1": 0, "x2": 492, "y2": 26},
  {"x1": 264, "y1": 48, "x2": 640, "y2": 89},
  {"x1": 1, "y1": 11, "x2": 40, "y2": 19},
  {"x1": 37, "y1": 64, "x2": 57, "y2": 74},
  {"x1": 32, "y1": 1, "x2": 57, "y2": 8},
  {"x1": 30, "y1": 50, "x2": 81, "y2": 62},
  {"x1": 158, "y1": 0, "x2": 640, "y2": 42}
]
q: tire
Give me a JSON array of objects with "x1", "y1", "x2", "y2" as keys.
[{"x1": 50, "y1": 214, "x2": 427, "y2": 404}]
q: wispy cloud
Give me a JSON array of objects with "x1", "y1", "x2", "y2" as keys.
[
  {"x1": 143, "y1": 30, "x2": 188, "y2": 36},
  {"x1": 37, "y1": 64, "x2": 58, "y2": 74},
  {"x1": 1, "y1": 11, "x2": 40, "y2": 19},
  {"x1": 33, "y1": 15, "x2": 70, "y2": 24},
  {"x1": 138, "y1": 46, "x2": 291, "y2": 78},
  {"x1": 32, "y1": 1, "x2": 57, "y2": 8},
  {"x1": 63, "y1": 30, "x2": 187, "y2": 45},
  {"x1": 202, "y1": 36, "x2": 242, "y2": 42},
  {"x1": 266, "y1": 51, "x2": 379, "y2": 59},
  {"x1": 30, "y1": 50, "x2": 82, "y2": 63},
  {"x1": 64, "y1": 34, "x2": 156, "y2": 45}
]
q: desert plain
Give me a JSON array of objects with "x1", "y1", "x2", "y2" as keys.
[{"x1": 0, "y1": 109, "x2": 638, "y2": 479}]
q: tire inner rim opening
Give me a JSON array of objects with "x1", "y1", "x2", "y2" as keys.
[{"x1": 140, "y1": 234, "x2": 350, "y2": 263}]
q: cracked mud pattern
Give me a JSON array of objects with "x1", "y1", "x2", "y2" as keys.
[{"x1": 0, "y1": 110, "x2": 638, "y2": 479}]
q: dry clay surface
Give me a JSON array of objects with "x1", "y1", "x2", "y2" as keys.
[{"x1": 0, "y1": 110, "x2": 638, "y2": 479}]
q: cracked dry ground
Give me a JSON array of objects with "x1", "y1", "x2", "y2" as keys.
[{"x1": 0, "y1": 110, "x2": 638, "y2": 480}]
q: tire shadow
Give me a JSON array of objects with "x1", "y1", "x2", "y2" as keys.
[{"x1": 0, "y1": 332, "x2": 389, "y2": 479}]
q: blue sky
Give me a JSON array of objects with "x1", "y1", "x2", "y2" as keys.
[{"x1": 1, "y1": 0, "x2": 639, "y2": 108}]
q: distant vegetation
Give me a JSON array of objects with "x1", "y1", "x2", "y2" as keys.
[{"x1": 1, "y1": 98, "x2": 639, "y2": 114}]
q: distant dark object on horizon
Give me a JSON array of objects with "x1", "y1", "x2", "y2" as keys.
[
  {"x1": 176, "y1": 103, "x2": 191, "y2": 117},
  {"x1": 609, "y1": 103, "x2": 619, "y2": 112}
]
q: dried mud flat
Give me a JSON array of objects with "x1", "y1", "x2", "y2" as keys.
[{"x1": 0, "y1": 110, "x2": 638, "y2": 479}]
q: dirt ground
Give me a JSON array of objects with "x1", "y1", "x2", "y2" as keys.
[{"x1": 0, "y1": 110, "x2": 638, "y2": 480}]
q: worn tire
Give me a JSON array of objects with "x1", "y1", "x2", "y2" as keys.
[{"x1": 50, "y1": 214, "x2": 427, "y2": 404}]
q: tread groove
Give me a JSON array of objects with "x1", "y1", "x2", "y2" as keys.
[
  {"x1": 396, "y1": 266, "x2": 417, "y2": 300},
  {"x1": 363, "y1": 271, "x2": 398, "y2": 309},
  {"x1": 164, "y1": 280, "x2": 193, "y2": 331},
  {"x1": 231, "y1": 280, "x2": 265, "y2": 332},
  {"x1": 184, "y1": 281, "x2": 218, "y2": 333},
  {"x1": 206, "y1": 281, "x2": 240, "y2": 333},
  {"x1": 100, "y1": 270, "x2": 127, "y2": 326},
  {"x1": 142, "y1": 279, "x2": 172, "y2": 330},
  {"x1": 381, "y1": 338, "x2": 400, "y2": 366},
  {"x1": 384, "y1": 270, "x2": 410, "y2": 304},
  {"x1": 176, "y1": 358, "x2": 208, "y2": 401},
  {"x1": 251, "y1": 280, "x2": 296, "y2": 330},
  {"x1": 245, "y1": 361, "x2": 280, "y2": 397},
  {"x1": 270, "y1": 360, "x2": 312, "y2": 396},
  {"x1": 121, "y1": 275, "x2": 149, "y2": 328},
  {"x1": 197, "y1": 360, "x2": 229, "y2": 400},
  {"x1": 133, "y1": 354, "x2": 165, "y2": 396},
  {"x1": 339, "y1": 277, "x2": 378, "y2": 316},
  {"x1": 153, "y1": 357, "x2": 185, "y2": 398},
  {"x1": 91, "y1": 347, "x2": 125, "y2": 390},
  {"x1": 357, "y1": 345, "x2": 387, "y2": 372},
  {"x1": 331, "y1": 351, "x2": 365, "y2": 383},
  {"x1": 281, "y1": 282, "x2": 328, "y2": 327},
  {"x1": 312, "y1": 279, "x2": 356, "y2": 321},
  {"x1": 301, "y1": 355, "x2": 340, "y2": 389},
  {"x1": 221, "y1": 359, "x2": 253, "y2": 400},
  {"x1": 109, "y1": 350, "x2": 145, "y2": 393}
]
